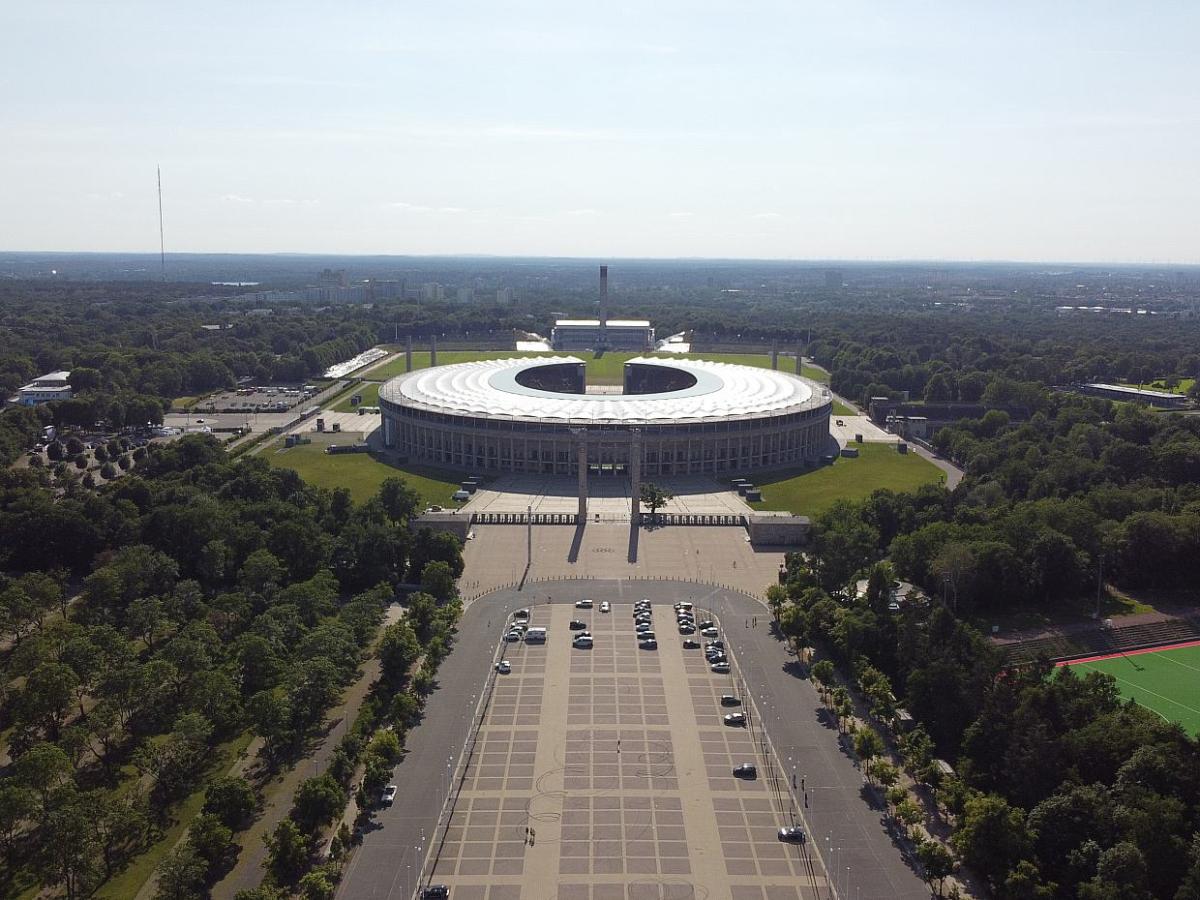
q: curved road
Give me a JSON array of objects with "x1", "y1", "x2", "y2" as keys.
[{"x1": 339, "y1": 579, "x2": 928, "y2": 900}]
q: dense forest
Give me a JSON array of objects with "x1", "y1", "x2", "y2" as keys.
[{"x1": 0, "y1": 436, "x2": 463, "y2": 897}]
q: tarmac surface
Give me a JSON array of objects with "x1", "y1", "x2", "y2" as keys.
[{"x1": 338, "y1": 580, "x2": 929, "y2": 900}]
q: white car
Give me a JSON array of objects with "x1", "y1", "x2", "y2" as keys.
[
  {"x1": 504, "y1": 630, "x2": 522, "y2": 642},
  {"x1": 600, "y1": 601, "x2": 611, "y2": 613},
  {"x1": 496, "y1": 660, "x2": 511, "y2": 674},
  {"x1": 572, "y1": 635, "x2": 593, "y2": 649},
  {"x1": 381, "y1": 785, "x2": 397, "y2": 805},
  {"x1": 575, "y1": 599, "x2": 593, "y2": 609}
]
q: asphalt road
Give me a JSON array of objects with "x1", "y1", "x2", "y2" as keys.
[{"x1": 338, "y1": 579, "x2": 929, "y2": 900}]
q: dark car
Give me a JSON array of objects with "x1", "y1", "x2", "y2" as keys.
[
  {"x1": 733, "y1": 763, "x2": 758, "y2": 778},
  {"x1": 697, "y1": 620, "x2": 715, "y2": 630},
  {"x1": 569, "y1": 620, "x2": 587, "y2": 630},
  {"x1": 422, "y1": 886, "x2": 450, "y2": 899},
  {"x1": 638, "y1": 638, "x2": 658, "y2": 650},
  {"x1": 682, "y1": 639, "x2": 701, "y2": 649},
  {"x1": 720, "y1": 695, "x2": 741, "y2": 706},
  {"x1": 678, "y1": 624, "x2": 695, "y2": 634},
  {"x1": 778, "y1": 826, "x2": 805, "y2": 843}
]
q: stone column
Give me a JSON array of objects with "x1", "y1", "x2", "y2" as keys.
[
  {"x1": 405, "y1": 334, "x2": 413, "y2": 372},
  {"x1": 430, "y1": 334, "x2": 438, "y2": 367},
  {"x1": 629, "y1": 428, "x2": 642, "y2": 524},
  {"x1": 796, "y1": 346, "x2": 804, "y2": 375},
  {"x1": 770, "y1": 341, "x2": 779, "y2": 370},
  {"x1": 575, "y1": 435, "x2": 588, "y2": 520}
]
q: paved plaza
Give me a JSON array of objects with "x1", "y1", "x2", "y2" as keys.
[
  {"x1": 420, "y1": 602, "x2": 828, "y2": 900},
  {"x1": 462, "y1": 476, "x2": 756, "y2": 519}
]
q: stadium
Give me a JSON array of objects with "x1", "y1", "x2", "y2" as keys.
[{"x1": 378, "y1": 356, "x2": 833, "y2": 476}]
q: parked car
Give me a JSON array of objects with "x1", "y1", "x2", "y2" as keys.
[
  {"x1": 422, "y1": 887, "x2": 450, "y2": 899},
  {"x1": 381, "y1": 785, "x2": 397, "y2": 805},
  {"x1": 575, "y1": 599, "x2": 593, "y2": 609},
  {"x1": 496, "y1": 660, "x2": 511, "y2": 674},
  {"x1": 720, "y1": 695, "x2": 741, "y2": 706},
  {"x1": 723, "y1": 712, "x2": 746, "y2": 726},
  {"x1": 697, "y1": 620, "x2": 715, "y2": 630},
  {"x1": 505, "y1": 631, "x2": 522, "y2": 642},
  {"x1": 636, "y1": 622, "x2": 653, "y2": 633},
  {"x1": 701, "y1": 627, "x2": 720, "y2": 639},
  {"x1": 600, "y1": 601, "x2": 610, "y2": 613},
  {"x1": 682, "y1": 639, "x2": 701, "y2": 649},
  {"x1": 638, "y1": 639, "x2": 658, "y2": 650},
  {"x1": 712, "y1": 662, "x2": 732, "y2": 674},
  {"x1": 572, "y1": 635, "x2": 593, "y2": 649},
  {"x1": 733, "y1": 763, "x2": 757, "y2": 778},
  {"x1": 778, "y1": 825, "x2": 806, "y2": 843},
  {"x1": 569, "y1": 620, "x2": 588, "y2": 630}
]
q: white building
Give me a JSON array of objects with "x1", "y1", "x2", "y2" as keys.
[
  {"x1": 18, "y1": 371, "x2": 73, "y2": 406},
  {"x1": 551, "y1": 319, "x2": 655, "y2": 351}
]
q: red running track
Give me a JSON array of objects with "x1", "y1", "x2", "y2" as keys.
[{"x1": 1056, "y1": 637, "x2": 1200, "y2": 668}]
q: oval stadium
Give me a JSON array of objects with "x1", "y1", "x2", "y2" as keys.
[{"x1": 378, "y1": 356, "x2": 832, "y2": 476}]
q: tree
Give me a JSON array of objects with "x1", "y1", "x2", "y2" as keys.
[
  {"x1": 37, "y1": 795, "x2": 101, "y2": 900},
  {"x1": 292, "y1": 774, "x2": 345, "y2": 836},
  {"x1": 16, "y1": 661, "x2": 79, "y2": 738},
  {"x1": 154, "y1": 844, "x2": 208, "y2": 900},
  {"x1": 811, "y1": 659, "x2": 835, "y2": 704},
  {"x1": 379, "y1": 620, "x2": 421, "y2": 685},
  {"x1": 873, "y1": 760, "x2": 900, "y2": 792},
  {"x1": 931, "y1": 542, "x2": 975, "y2": 611},
  {"x1": 952, "y1": 793, "x2": 1033, "y2": 890},
  {"x1": 204, "y1": 776, "x2": 257, "y2": 830},
  {"x1": 0, "y1": 784, "x2": 38, "y2": 866},
  {"x1": 14, "y1": 741, "x2": 73, "y2": 804},
  {"x1": 420, "y1": 561, "x2": 457, "y2": 605},
  {"x1": 378, "y1": 477, "x2": 420, "y2": 523},
  {"x1": 853, "y1": 728, "x2": 885, "y2": 779},
  {"x1": 299, "y1": 869, "x2": 336, "y2": 900},
  {"x1": 638, "y1": 482, "x2": 673, "y2": 519},
  {"x1": 265, "y1": 818, "x2": 308, "y2": 884},
  {"x1": 917, "y1": 840, "x2": 955, "y2": 896},
  {"x1": 896, "y1": 797, "x2": 923, "y2": 837},
  {"x1": 924, "y1": 373, "x2": 953, "y2": 402},
  {"x1": 765, "y1": 583, "x2": 787, "y2": 621},
  {"x1": 187, "y1": 813, "x2": 233, "y2": 868}
]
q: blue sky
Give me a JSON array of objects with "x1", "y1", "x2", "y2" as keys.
[{"x1": 3, "y1": 1, "x2": 1198, "y2": 261}]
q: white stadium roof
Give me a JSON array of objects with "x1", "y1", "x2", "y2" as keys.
[{"x1": 379, "y1": 356, "x2": 830, "y2": 424}]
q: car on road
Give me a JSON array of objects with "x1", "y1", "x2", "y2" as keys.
[
  {"x1": 720, "y1": 695, "x2": 741, "y2": 706},
  {"x1": 504, "y1": 631, "x2": 522, "y2": 642},
  {"x1": 569, "y1": 620, "x2": 588, "y2": 630},
  {"x1": 422, "y1": 887, "x2": 450, "y2": 899},
  {"x1": 778, "y1": 825, "x2": 806, "y2": 843},
  {"x1": 638, "y1": 638, "x2": 658, "y2": 650},
  {"x1": 733, "y1": 763, "x2": 758, "y2": 778},
  {"x1": 572, "y1": 635, "x2": 593, "y2": 649},
  {"x1": 575, "y1": 599, "x2": 593, "y2": 609},
  {"x1": 381, "y1": 785, "x2": 397, "y2": 805},
  {"x1": 600, "y1": 601, "x2": 610, "y2": 613},
  {"x1": 682, "y1": 639, "x2": 701, "y2": 649},
  {"x1": 496, "y1": 660, "x2": 511, "y2": 674},
  {"x1": 711, "y1": 662, "x2": 732, "y2": 674},
  {"x1": 723, "y1": 712, "x2": 746, "y2": 726}
]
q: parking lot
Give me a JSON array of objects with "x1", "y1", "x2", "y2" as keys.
[{"x1": 422, "y1": 602, "x2": 828, "y2": 900}]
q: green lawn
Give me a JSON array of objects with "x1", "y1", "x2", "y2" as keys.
[
  {"x1": 268, "y1": 440, "x2": 463, "y2": 506},
  {"x1": 747, "y1": 442, "x2": 944, "y2": 518},
  {"x1": 332, "y1": 381, "x2": 381, "y2": 412},
  {"x1": 1064, "y1": 643, "x2": 1200, "y2": 736},
  {"x1": 831, "y1": 398, "x2": 857, "y2": 416},
  {"x1": 368, "y1": 349, "x2": 828, "y2": 385}
]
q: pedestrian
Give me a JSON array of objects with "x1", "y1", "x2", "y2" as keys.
[{"x1": 530, "y1": 828, "x2": 536, "y2": 847}]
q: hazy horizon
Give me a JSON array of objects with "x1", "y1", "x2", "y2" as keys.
[{"x1": 4, "y1": 2, "x2": 1199, "y2": 264}]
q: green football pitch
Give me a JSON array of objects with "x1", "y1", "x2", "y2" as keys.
[{"x1": 1064, "y1": 641, "x2": 1200, "y2": 735}]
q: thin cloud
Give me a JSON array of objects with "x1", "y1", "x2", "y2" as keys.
[
  {"x1": 565, "y1": 208, "x2": 599, "y2": 217},
  {"x1": 668, "y1": 211, "x2": 694, "y2": 218},
  {"x1": 220, "y1": 194, "x2": 254, "y2": 204},
  {"x1": 752, "y1": 212, "x2": 783, "y2": 219}
]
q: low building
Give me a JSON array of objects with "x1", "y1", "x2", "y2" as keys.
[
  {"x1": 18, "y1": 371, "x2": 73, "y2": 406},
  {"x1": 1076, "y1": 382, "x2": 1189, "y2": 407},
  {"x1": 551, "y1": 319, "x2": 654, "y2": 351}
]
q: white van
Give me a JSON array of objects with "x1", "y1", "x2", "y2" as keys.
[{"x1": 524, "y1": 627, "x2": 547, "y2": 643}]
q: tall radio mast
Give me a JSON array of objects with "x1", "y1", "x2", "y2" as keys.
[{"x1": 157, "y1": 165, "x2": 166, "y2": 281}]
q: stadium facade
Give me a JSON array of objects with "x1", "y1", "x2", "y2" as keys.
[{"x1": 378, "y1": 357, "x2": 832, "y2": 477}]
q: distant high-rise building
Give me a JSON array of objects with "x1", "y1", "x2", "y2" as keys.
[
  {"x1": 496, "y1": 287, "x2": 515, "y2": 305},
  {"x1": 421, "y1": 283, "x2": 444, "y2": 302}
]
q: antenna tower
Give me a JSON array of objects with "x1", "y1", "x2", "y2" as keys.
[{"x1": 157, "y1": 165, "x2": 166, "y2": 281}]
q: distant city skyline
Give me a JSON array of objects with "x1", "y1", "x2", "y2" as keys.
[{"x1": 3, "y1": 1, "x2": 1199, "y2": 263}]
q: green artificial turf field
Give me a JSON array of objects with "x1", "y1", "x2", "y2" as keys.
[
  {"x1": 747, "y1": 442, "x2": 944, "y2": 518},
  {"x1": 1065, "y1": 642, "x2": 1200, "y2": 735}
]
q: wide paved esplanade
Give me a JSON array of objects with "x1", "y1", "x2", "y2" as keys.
[{"x1": 378, "y1": 356, "x2": 832, "y2": 477}]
